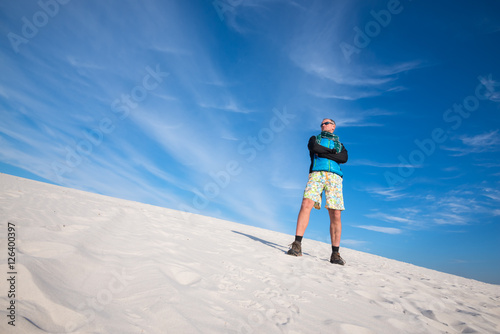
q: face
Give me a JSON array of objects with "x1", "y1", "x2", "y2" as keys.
[{"x1": 321, "y1": 119, "x2": 336, "y2": 133}]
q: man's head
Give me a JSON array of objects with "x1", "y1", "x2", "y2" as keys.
[{"x1": 321, "y1": 118, "x2": 336, "y2": 133}]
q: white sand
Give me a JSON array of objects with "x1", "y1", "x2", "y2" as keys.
[{"x1": 1, "y1": 173, "x2": 499, "y2": 334}]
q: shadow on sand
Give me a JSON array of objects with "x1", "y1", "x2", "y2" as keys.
[
  {"x1": 231, "y1": 230, "x2": 310, "y2": 256},
  {"x1": 231, "y1": 230, "x2": 287, "y2": 252}
]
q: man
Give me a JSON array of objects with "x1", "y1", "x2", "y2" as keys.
[{"x1": 287, "y1": 118, "x2": 348, "y2": 265}]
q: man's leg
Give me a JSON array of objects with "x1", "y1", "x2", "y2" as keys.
[
  {"x1": 296, "y1": 198, "x2": 315, "y2": 236},
  {"x1": 287, "y1": 198, "x2": 314, "y2": 256},
  {"x1": 328, "y1": 209, "x2": 342, "y2": 247},
  {"x1": 289, "y1": 172, "x2": 323, "y2": 257},
  {"x1": 328, "y1": 209, "x2": 345, "y2": 265}
]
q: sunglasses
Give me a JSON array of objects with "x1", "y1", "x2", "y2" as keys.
[{"x1": 321, "y1": 122, "x2": 334, "y2": 126}]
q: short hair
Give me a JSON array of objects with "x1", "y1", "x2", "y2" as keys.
[{"x1": 323, "y1": 118, "x2": 335, "y2": 124}]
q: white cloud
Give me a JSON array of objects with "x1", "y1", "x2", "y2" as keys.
[
  {"x1": 341, "y1": 239, "x2": 368, "y2": 246},
  {"x1": 130, "y1": 110, "x2": 227, "y2": 173},
  {"x1": 349, "y1": 159, "x2": 418, "y2": 168},
  {"x1": 361, "y1": 186, "x2": 408, "y2": 200},
  {"x1": 460, "y1": 130, "x2": 500, "y2": 149},
  {"x1": 309, "y1": 86, "x2": 406, "y2": 101},
  {"x1": 198, "y1": 99, "x2": 251, "y2": 114},
  {"x1": 365, "y1": 212, "x2": 416, "y2": 225},
  {"x1": 361, "y1": 184, "x2": 500, "y2": 230},
  {"x1": 355, "y1": 225, "x2": 402, "y2": 234},
  {"x1": 478, "y1": 74, "x2": 500, "y2": 102},
  {"x1": 483, "y1": 188, "x2": 500, "y2": 201},
  {"x1": 432, "y1": 216, "x2": 468, "y2": 226},
  {"x1": 444, "y1": 131, "x2": 500, "y2": 156},
  {"x1": 371, "y1": 61, "x2": 424, "y2": 77}
]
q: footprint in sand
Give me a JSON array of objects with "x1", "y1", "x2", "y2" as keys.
[
  {"x1": 2, "y1": 191, "x2": 23, "y2": 198},
  {"x1": 160, "y1": 264, "x2": 201, "y2": 286},
  {"x1": 45, "y1": 224, "x2": 91, "y2": 232},
  {"x1": 338, "y1": 323, "x2": 375, "y2": 334}
]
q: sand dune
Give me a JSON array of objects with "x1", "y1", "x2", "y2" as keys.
[{"x1": 1, "y1": 173, "x2": 499, "y2": 333}]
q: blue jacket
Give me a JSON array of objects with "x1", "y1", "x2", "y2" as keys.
[{"x1": 308, "y1": 135, "x2": 348, "y2": 177}]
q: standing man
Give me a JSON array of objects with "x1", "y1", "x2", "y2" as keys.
[{"x1": 287, "y1": 118, "x2": 348, "y2": 265}]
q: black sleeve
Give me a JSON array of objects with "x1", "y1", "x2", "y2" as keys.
[
  {"x1": 308, "y1": 136, "x2": 337, "y2": 155},
  {"x1": 318, "y1": 145, "x2": 348, "y2": 164},
  {"x1": 309, "y1": 135, "x2": 349, "y2": 164}
]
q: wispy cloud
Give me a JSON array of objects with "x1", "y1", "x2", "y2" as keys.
[
  {"x1": 308, "y1": 86, "x2": 406, "y2": 101},
  {"x1": 198, "y1": 99, "x2": 251, "y2": 114},
  {"x1": 342, "y1": 239, "x2": 368, "y2": 246},
  {"x1": 479, "y1": 75, "x2": 500, "y2": 102},
  {"x1": 441, "y1": 130, "x2": 500, "y2": 157},
  {"x1": 361, "y1": 186, "x2": 408, "y2": 200},
  {"x1": 295, "y1": 61, "x2": 397, "y2": 86},
  {"x1": 362, "y1": 184, "x2": 500, "y2": 230},
  {"x1": 459, "y1": 130, "x2": 500, "y2": 151},
  {"x1": 280, "y1": 1, "x2": 423, "y2": 92},
  {"x1": 291, "y1": 54, "x2": 423, "y2": 88},
  {"x1": 483, "y1": 188, "x2": 500, "y2": 202},
  {"x1": 66, "y1": 56, "x2": 106, "y2": 70},
  {"x1": 474, "y1": 162, "x2": 500, "y2": 168},
  {"x1": 432, "y1": 214, "x2": 468, "y2": 226},
  {"x1": 349, "y1": 159, "x2": 418, "y2": 168},
  {"x1": 365, "y1": 212, "x2": 417, "y2": 225},
  {"x1": 130, "y1": 110, "x2": 229, "y2": 173},
  {"x1": 355, "y1": 225, "x2": 402, "y2": 234},
  {"x1": 371, "y1": 61, "x2": 425, "y2": 77}
]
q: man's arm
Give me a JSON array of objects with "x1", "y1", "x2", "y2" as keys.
[
  {"x1": 308, "y1": 136, "x2": 333, "y2": 154},
  {"x1": 318, "y1": 146, "x2": 348, "y2": 164},
  {"x1": 308, "y1": 136, "x2": 348, "y2": 164}
]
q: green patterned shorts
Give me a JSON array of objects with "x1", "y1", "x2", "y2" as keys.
[{"x1": 303, "y1": 171, "x2": 345, "y2": 210}]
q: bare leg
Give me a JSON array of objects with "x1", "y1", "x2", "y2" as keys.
[
  {"x1": 328, "y1": 209, "x2": 342, "y2": 247},
  {"x1": 295, "y1": 198, "x2": 314, "y2": 236}
]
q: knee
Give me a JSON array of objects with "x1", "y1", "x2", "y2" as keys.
[
  {"x1": 301, "y1": 198, "x2": 314, "y2": 211},
  {"x1": 329, "y1": 209, "x2": 342, "y2": 221}
]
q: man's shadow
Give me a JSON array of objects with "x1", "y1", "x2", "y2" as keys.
[{"x1": 231, "y1": 230, "x2": 310, "y2": 256}]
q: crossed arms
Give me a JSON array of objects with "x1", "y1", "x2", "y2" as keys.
[{"x1": 307, "y1": 136, "x2": 348, "y2": 164}]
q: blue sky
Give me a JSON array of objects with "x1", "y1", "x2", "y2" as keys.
[{"x1": 1, "y1": 0, "x2": 499, "y2": 284}]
